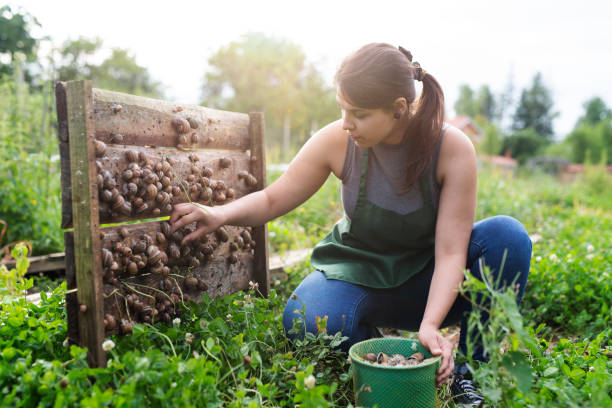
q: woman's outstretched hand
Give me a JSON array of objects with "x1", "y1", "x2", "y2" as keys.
[
  {"x1": 170, "y1": 203, "x2": 226, "y2": 245},
  {"x1": 418, "y1": 324, "x2": 455, "y2": 387}
]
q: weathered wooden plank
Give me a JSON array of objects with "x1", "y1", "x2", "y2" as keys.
[
  {"x1": 55, "y1": 82, "x2": 73, "y2": 229},
  {"x1": 248, "y1": 112, "x2": 270, "y2": 297},
  {"x1": 96, "y1": 221, "x2": 256, "y2": 335},
  {"x1": 66, "y1": 80, "x2": 106, "y2": 367},
  {"x1": 64, "y1": 232, "x2": 79, "y2": 345},
  {"x1": 62, "y1": 145, "x2": 262, "y2": 228},
  {"x1": 92, "y1": 89, "x2": 249, "y2": 150}
]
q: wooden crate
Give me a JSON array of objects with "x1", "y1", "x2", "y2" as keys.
[{"x1": 55, "y1": 80, "x2": 269, "y2": 367}]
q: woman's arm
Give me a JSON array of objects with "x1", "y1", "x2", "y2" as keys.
[
  {"x1": 170, "y1": 121, "x2": 347, "y2": 243},
  {"x1": 418, "y1": 126, "x2": 478, "y2": 385}
]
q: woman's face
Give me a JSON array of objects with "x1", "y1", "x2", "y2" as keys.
[{"x1": 336, "y1": 88, "x2": 401, "y2": 147}]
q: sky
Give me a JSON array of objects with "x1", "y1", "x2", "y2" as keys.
[{"x1": 9, "y1": 0, "x2": 612, "y2": 138}]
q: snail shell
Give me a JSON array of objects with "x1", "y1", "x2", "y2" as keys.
[
  {"x1": 364, "y1": 353, "x2": 377, "y2": 362},
  {"x1": 187, "y1": 117, "x2": 199, "y2": 129},
  {"x1": 213, "y1": 191, "x2": 226, "y2": 202},
  {"x1": 215, "y1": 227, "x2": 229, "y2": 242},
  {"x1": 155, "y1": 192, "x2": 165, "y2": 203},
  {"x1": 172, "y1": 117, "x2": 190, "y2": 134},
  {"x1": 126, "y1": 182, "x2": 138, "y2": 196},
  {"x1": 215, "y1": 180, "x2": 226, "y2": 191},
  {"x1": 95, "y1": 140, "x2": 106, "y2": 157},
  {"x1": 161, "y1": 221, "x2": 172, "y2": 237},
  {"x1": 110, "y1": 261, "x2": 120, "y2": 272},
  {"x1": 97, "y1": 173, "x2": 104, "y2": 187},
  {"x1": 120, "y1": 319, "x2": 133, "y2": 334},
  {"x1": 240, "y1": 230, "x2": 252, "y2": 244},
  {"x1": 219, "y1": 157, "x2": 232, "y2": 168},
  {"x1": 180, "y1": 245, "x2": 191, "y2": 258},
  {"x1": 178, "y1": 134, "x2": 188, "y2": 145},
  {"x1": 103, "y1": 176, "x2": 116, "y2": 190},
  {"x1": 156, "y1": 232, "x2": 166, "y2": 245},
  {"x1": 152, "y1": 208, "x2": 161, "y2": 216},
  {"x1": 110, "y1": 133, "x2": 124, "y2": 144},
  {"x1": 154, "y1": 162, "x2": 163, "y2": 172},
  {"x1": 112, "y1": 195, "x2": 125, "y2": 210},
  {"x1": 237, "y1": 170, "x2": 249, "y2": 180},
  {"x1": 135, "y1": 203, "x2": 149, "y2": 214},
  {"x1": 169, "y1": 244, "x2": 181, "y2": 259},
  {"x1": 119, "y1": 227, "x2": 129, "y2": 238},
  {"x1": 102, "y1": 248, "x2": 113, "y2": 267},
  {"x1": 197, "y1": 279, "x2": 208, "y2": 291},
  {"x1": 111, "y1": 104, "x2": 123, "y2": 114},
  {"x1": 191, "y1": 133, "x2": 199, "y2": 144},
  {"x1": 185, "y1": 276, "x2": 198, "y2": 290},
  {"x1": 163, "y1": 203, "x2": 173, "y2": 214},
  {"x1": 127, "y1": 262, "x2": 138, "y2": 275},
  {"x1": 246, "y1": 174, "x2": 258, "y2": 187},
  {"x1": 170, "y1": 230, "x2": 183, "y2": 243},
  {"x1": 171, "y1": 186, "x2": 181, "y2": 197},
  {"x1": 161, "y1": 176, "x2": 171, "y2": 187},
  {"x1": 104, "y1": 314, "x2": 116, "y2": 330},
  {"x1": 122, "y1": 169, "x2": 133, "y2": 181},
  {"x1": 134, "y1": 240, "x2": 147, "y2": 254},
  {"x1": 96, "y1": 161, "x2": 103, "y2": 172},
  {"x1": 146, "y1": 183, "x2": 158, "y2": 199},
  {"x1": 202, "y1": 167, "x2": 213, "y2": 178},
  {"x1": 126, "y1": 150, "x2": 139, "y2": 163},
  {"x1": 119, "y1": 202, "x2": 132, "y2": 216},
  {"x1": 162, "y1": 266, "x2": 170, "y2": 277},
  {"x1": 228, "y1": 253, "x2": 238, "y2": 264},
  {"x1": 150, "y1": 263, "x2": 164, "y2": 275},
  {"x1": 101, "y1": 189, "x2": 113, "y2": 202},
  {"x1": 226, "y1": 188, "x2": 235, "y2": 199},
  {"x1": 162, "y1": 161, "x2": 172, "y2": 174}
]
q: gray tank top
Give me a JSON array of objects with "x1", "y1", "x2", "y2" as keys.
[{"x1": 340, "y1": 127, "x2": 445, "y2": 218}]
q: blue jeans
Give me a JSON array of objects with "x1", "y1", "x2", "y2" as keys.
[{"x1": 282, "y1": 215, "x2": 532, "y2": 362}]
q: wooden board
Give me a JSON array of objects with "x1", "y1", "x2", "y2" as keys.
[
  {"x1": 56, "y1": 80, "x2": 269, "y2": 367},
  {"x1": 92, "y1": 89, "x2": 250, "y2": 150}
]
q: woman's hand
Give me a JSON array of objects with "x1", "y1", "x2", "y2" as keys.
[
  {"x1": 170, "y1": 203, "x2": 226, "y2": 245},
  {"x1": 418, "y1": 324, "x2": 454, "y2": 387}
]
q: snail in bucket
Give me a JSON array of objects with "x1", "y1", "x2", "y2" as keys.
[{"x1": 359, "y1": 351, "x2": 436, "y2": 367}]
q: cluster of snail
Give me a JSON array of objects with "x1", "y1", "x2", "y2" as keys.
[
  {"x1": 359, "y1": 351, "x2": 436, "y2": 367},
  {"x1": 100, "y1": 221, "x2": 256, "y2": 331}
]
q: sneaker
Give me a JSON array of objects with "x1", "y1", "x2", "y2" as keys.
[{"x1": 450, "y1": 372, "x2": 484, "y2": 408}]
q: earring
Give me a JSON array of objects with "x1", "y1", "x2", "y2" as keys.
[{"x1": 393, "y1": 113, "x2": 400, "y2": 119}]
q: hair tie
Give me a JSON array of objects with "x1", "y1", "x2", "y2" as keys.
[
  {"x1": 412, "y1": 61, "x2": 427, "y2": 82},
  {"x1": 398, "y1": 46, "x2": 426, "y2": 81}
]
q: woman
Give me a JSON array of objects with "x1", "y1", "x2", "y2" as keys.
[{"x1": 171, "y1": 43, "x2": 531, "y2": 404}]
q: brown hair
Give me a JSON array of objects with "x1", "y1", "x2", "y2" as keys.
[{"x1": 334, "y1": 43, "x2": 445, "y2": 189}]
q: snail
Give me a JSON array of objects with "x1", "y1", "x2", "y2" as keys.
[
  {"x1": 161, "y1": 221, "x2": 172, "y2": 237},
  {"x1": 215, "y1": 227, "x2": 229, "y2": 242},
  {"x1": 187, "y1": 117, "x2": 199, "y2": 129},
  {"x1": 184, "y1": 277, "x2": 198, "y2": 290},
  {"x1": 101, "y1": 189, "x2": 113, "y2": 202},
  {"x1": 228, "y1": 253, "x2": 239, "y2": 264},
  {"x1": 135, "y1": 203, "x2": 149, "y2": 214},
  {"x1": 191, "y1": 133, "x2": 199, "y2": 144},
  {"x1": 120, "y1": 319, "x2": 133, "y2": 334},
  {"x1": 226, "y1": 188, "x2": 235, "y2": 199},
  {"x1": 127, "y1": 262, "x2": 138, "y2": 275},
  {"x1": 111, "y1": 104, "x2": 122, "y2": 113},
  {"x1": 126, "y1": 150, "x2": 139, "y2": 162},
  {"x1": 219, "y1": 157, "x2": 232, "y2": 168},
  {"x1": 104, "y1": 314, "x2": 116, "y2": 330},
  {"x1": 197, "y1": 279, "x2": 208, "y2": 291},
  {"x1": 102, "y1": 248, "x2": 113, "y2": 267},
  {"x1": 110, "y1": 133, "x2": 124, "y2": 144},
  {"x1": 156, "y1": 232, "x2": 166, "y2": 245},
  {"x1": 126, "y1": 182, "x2": 138, "y2": 196},
  {"x1": 172, "y1": 117, "x2": 190, "y2": 134},
  {"x1": 95, "y1": 140, "x2": 106, "y2": 157},
  {"x1": 152, "y1": 208, "x2": 161, "y2": 216},
  {"x1": 103, "y1": 175, "x2": 116, "y2": 190},
  {"x1": 202, "y1": 167, "x2": 213, "y2": 178},
  {"x1": 97, "y1": 173, "x2": 104, "y2": 187},
  {"x1": 122, "y1": 169, "x2": 133, "y2": 181},
  {"x1": 138, "y1": 151, "x2": 148, "y2": 163}
]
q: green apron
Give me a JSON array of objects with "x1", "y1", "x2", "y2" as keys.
[{"x1": 310, "y1": 148, "x2": 437, "y2": 288}]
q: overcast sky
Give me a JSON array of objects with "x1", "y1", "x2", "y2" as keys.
[{"x1": 10, "y1": 0, "x2": 612, "y2": 138}]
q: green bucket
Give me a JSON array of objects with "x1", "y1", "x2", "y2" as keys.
[{"x1": 348, "y1": 338, "x2": 441, "y2": 408}]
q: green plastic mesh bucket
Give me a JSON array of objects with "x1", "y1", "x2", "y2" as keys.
[{"x1": 349, "y1": 338, "x2": 441, "y2": 408}]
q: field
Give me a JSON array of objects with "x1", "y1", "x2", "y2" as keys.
[{"x1": 1, "y1": 160, "x2": 611, "y2": 407}]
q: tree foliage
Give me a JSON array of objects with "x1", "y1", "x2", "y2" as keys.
[
  {"x1": 0, "y1": 6, "x2": 42, "y2": 85},
  {"x1": 512, "y1": 73, "x2": 557, "y2": 141},
  {"x1": 201, "y1": 32, "x2": 337, "y2": 158},
  {"x1": 501, "y1": 128, "x2": 548, "y2": 165},
  {"x1": 54, "y1": 37, "x2": 162, "y2": 97}
]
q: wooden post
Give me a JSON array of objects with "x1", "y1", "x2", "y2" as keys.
[
  {"x1": 65, "y1": 80, "x2": 106, "y2": 367},
  {"x1": 249, "y1": 112, "x2": 270, "y2": 297}
]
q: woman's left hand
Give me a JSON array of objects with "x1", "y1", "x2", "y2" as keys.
[{"x1": 418, "y1": 324, "x2": 454, "y2": 386}]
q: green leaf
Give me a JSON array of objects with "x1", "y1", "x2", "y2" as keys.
[
  {"x1": 501, "y1": 351, "x2": 533, "y2": 394},
  {"x1": 542, "y1": 366, "x2": 559, "y2": 377}
]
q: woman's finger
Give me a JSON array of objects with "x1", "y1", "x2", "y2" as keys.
[
  {"x1": 171, "y1": 208, "x2": 201, "y2": 231},
  {"x1": 170, "y1": 203, "x2": 192, "y2": 225}
]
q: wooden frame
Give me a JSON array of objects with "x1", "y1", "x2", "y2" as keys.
[{"x1": 56, "y1": 80, "x2": 269, "y2": 367}]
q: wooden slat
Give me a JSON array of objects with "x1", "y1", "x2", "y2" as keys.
[
  {"x1": 55, "y1": 83, "x2": 73, "y2": 229},
  {"x1": 62, "y1": 145, "x2": 260, "y2": 227},
  {"x1": 93, "y1": 89, "x2": 250, "y2": 150},
  {"x1": 64, "y1": 232, "x2": 79, "y2": 345},
  {"x1": 96, "y1": 221, "x2": 256, "y2": 335},
  {"x1": 249, "y1": 112, "x2": 270, "y2": 297},
  {"x1": 66, "y1": 80, "x2": 106, "y2": 367}
]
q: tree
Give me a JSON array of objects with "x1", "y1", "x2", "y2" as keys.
[
  {"x1": 201, "y1": 32, "x2": 336, "y2": 159},
  {"x1": 577, "y1": 97, "x2": 612, "y2": 126},
  {"x1": 478, "y1": 121, "x2": 503, "y2": 156},
  {"x1": 0, "y1": 6, "x2": 42, "y2": 84},
  {"x1": 476, "y1": 85, "x2": 496, "y2": 122},
  {"x1": 454, "y1": 84, "x2": 476, "y2": 118},
  {"x1": 54, "y1": 37, "x2": 162, "y2": 97},
  {"x1": 512, "y1": 72, "x2": 558, "y2": 141},
  {"x1": 501, "y1": 128, "x2": 548, "y2": 165}
]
